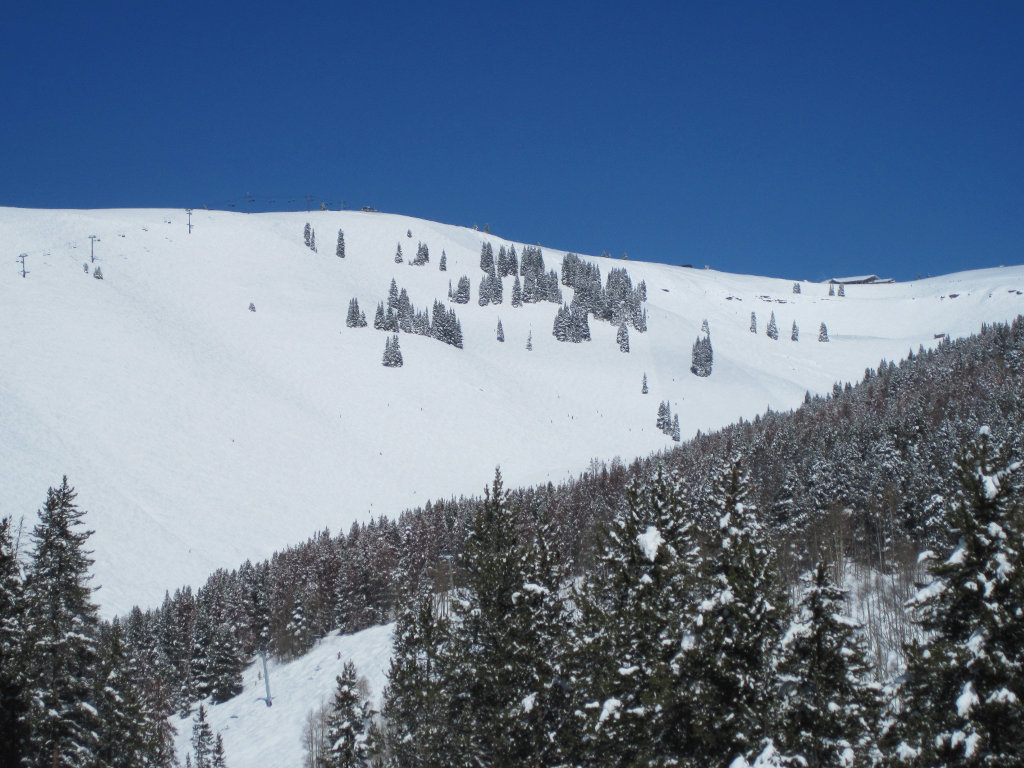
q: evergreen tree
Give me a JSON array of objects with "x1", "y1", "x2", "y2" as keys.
[
  {"x1": 889, "y1": 428, "x2": 1024, "y2": 766},
  {"x1": 21, "y1": 478, "x2": 103, "y2": 768},
  {"x1": 701, "y1": 318, "x2": 711, "y2": 334},
  {"x1": 373, "y1": 303, "x2": 385, "y2": 331},
  {"x1": 767, "y1": 312, "x2": 779, "y2": 340},
  {"x1": 642, "y1": 372, "x2": 648, "y2": 394},
  {"x1": 394, "y1": 243, "x2": 403, "y2": 263},
  {"x1": 791, "y1": 321, "x2": 799, "y2": 342},
  {"x1": 496, "y1": 320, "x2": 504, "y2": 343},
  {"x1": 324, "y1": 661, "x2": 368, "y2": 767},
  {"x1": 526, "y1": 331, "x2": 533, "y2": 351},
  {"x1": 0, "y1": 516, "x2": 26, "y2": 768},
  {"x1": 511, "y1": 275, "x2": 523, "y2": 307},
  {"x1": 777, "y1": 563, "x2": 881, "y2": 768},
  {"x1": 346, "y1": 298, "x2": 367, "y2": 328},
  {"x1": 439, "y1": 249, "x2": 447, "y2": 271},
  {"x1": 569, "y1": 469, "x2": 701, "y2": 765},
  {"x1": 336, "y1": 229, "x2": 345, "y2": 258},
  {"x1": 751, "y1": 312, "x2": 757, "y2": 333},
  {"x1": 829, "y1": 283, "x2": 835, "y2": 296},
  {"x1": 93, "y1": 266, "x2": 103, "y2": 280},
  {"x1": 617, "y1": 322, "x2": 630, "y2": 353},
  {"x1": 671, "y1": 414, "x2": 681, "y2": 442},
  {"x1": 381, "y1": 583, "x2": 451, "y2": 768},
  {"x1": 691, "y1": 335, "x2": 713, "y2": 377},
  {"x1": 382, "y1": 336, "x2": 403, "y2": 368},
  {"x1": 310, "y1": 229, "x2": 317, "y2": 253},
  {"x1": 793, "y1": 282, "x2": 802, "y2": 294},
  {"x1": 453, "y1": 276, "x2": 471, "y2": 304},
  {"x1": 683, "y1": 459, "x2": 790, "y2": 766},
  {"x1": 479, "y1": 242, "x2": 494, "y2": 274},
  {"x1": 94, "y1": 619, "x2": 151, "y2": 768},
  {"x1": 304, "y1": 223, "x2": 312, "y2": 248},
  {"x1": 191, "y1": 704, "x2": 215, "y2": 768},
  {"x1": 819, "y1": 323, "x2": 829, "y2": 342},
  {"x1": 838, "y1": 284, "x2": 845, "y2": 297},
  {"x1": 212, "y1": 733, "x2": 227, "y2": 768}
]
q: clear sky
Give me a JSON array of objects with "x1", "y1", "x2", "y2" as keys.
[{"x1": 2, "y1": 1, "x2": 1022, "y2": 281}]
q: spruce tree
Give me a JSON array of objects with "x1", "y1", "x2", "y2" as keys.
[
  {"x1": 324, "y1": 661, "x2": 368, "y2": 767},
  {"x1": 829, "y1": 283, "x2": 835, "y2": 296},
  {"x1": 890, "y1": 428, "x2": 1024, "y2": 766},
  {"x1": 439, "y1": 250, "x2": 446, "y2": 271},
  {"x1": 346, "y1": 298, "x2": 367, "y2": 328},
  {"x1": 304, "y1": 223, "x2": 312, "y2": 248},
  {"x1": 767, "y1": 312, "x2": 779, "y2": 340},
  {"x1": 641, "y1": 373, "x2": 648, "y2": 394},
  {"x1": 750, "y1": 312, "x2": 757, "y2": 333},
  {"x1": 496, "y1": 320, "x2": 504, "y2": 342},
  {"x1": 777, "y1": 563, "x2": 881, "y2": 768},
  {"x1": 526, "y1": 331, "x2": 533, "y2": 351},
  {"x1": 0, "y1": 516, "x2": 26, "y2": 768},
  {"x1": 682, "y1": 459, "x2": 789, "y2": 766},
  {"x1": 617, "y1": 322, "x2": 630, "y2": 353},
  {"x1": 21, "y1": 478, "x2": 103, "y2": 768},
  {"x1": 191, "y1": 704, "x2": 214, "y2": 768},
  {"x1": 569, "y1": 469, "x2": 701, "y2": 765},
  {"x1": 838, "y1": 284, "x2": 845, "y2": 297},
  {"x1": 791, "y1": 321, "x2": 800, "y2": 342},
  {"x1": 819, "y1": 323, "x2": 829, "y2": 342},
  {"x1": 394, "y1": 243, "x2": 403, "y2": 263},
  {"x1": 336, "y1": 229, "x2": 345, "y2": 258}
]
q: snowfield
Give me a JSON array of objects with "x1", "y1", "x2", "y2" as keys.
[{"x1": 2, "y1": 206, "x2": 1023, "y2": 619}]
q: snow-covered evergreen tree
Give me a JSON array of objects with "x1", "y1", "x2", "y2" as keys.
[
  {"x1": 691, "y1": 335, "x2": 713, "y2": 377},
  {"x1": 617, "y1": 322, "x2": 630, "y2": 353},
  {"x1": 767, "y1": 312, "x2": 779, "y2": 340},
  {"x1": 394, "y1": 243, "x2": 403, "y2": 263},
  {"x1": 0, "y1": 516, "x2": 26, "y2": 768},
  {"x1": 526, "y1": 330, "x2": 533, "y2": 351},
  {"x1": 750, "y1": 311, "x2": 757, "y2": 334},
  {"x1": 452, "y1": 276, "x2": 471, "y2": 304},
  {"x1": 191, "y1": 704, "x2": 214, "y2": 768},
  {"x1": 382, "y1": 336, "x2": 403, "y2": 368},
  {"x1": 791, "y1": 321, "x2": 799, "y2": 342},
  {"x1": 438, "y1": 249, "x2": 446, "y2": 271},
  {"x1": 819, "y1": 323, "x2": 829, "y2": 342},
  {"x1": 683, "y1": 459, "x2": 790, "y2": 766},
  {"x1": 336, "y1": 229, "x2": 345, "y2": 258},
  {"x1": 777, "y1": 563, "x2": 881, "y2": 768},
  {"x1": 641, "y1": 372, "x2": 648, "y2": 394},
  {"x1": 496, "y1": 320, "x2": 504, "y2": 343},
  {"x1": 304, "y1": 223, "x2": 312, "y2": 248},
  {"x1": 793, "y1": 282, "x2": 801, "y2": 294},
  {"x1": 889, "y1": 428, "x2": 1024, "y2": 766},
  {"x1": 21, "y1": 478, "x2": 103, "y2": 768},
  {"x1": 838, "y1": 284, "x2": 845, "y2": 297},
  {"x1": 346, "y1": 298, "x2": 367, "y2": 328},
  {"x1": 324, "y1": 661, "x2": 369, "y2": 767},
  {"x1": 829, "y1": 283, "x2": 835, "y2": 297}
]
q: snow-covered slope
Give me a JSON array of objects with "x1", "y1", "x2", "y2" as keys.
[
  {"x1": 2, "y1": 207, "x2": 1022, "y2": 616},
  {"x1": 171, "y1": 623, "x2": 394, "y2": 767}
]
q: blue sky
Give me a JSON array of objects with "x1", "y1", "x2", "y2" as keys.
[{"x1": 2, "y1": 1, "x2": 1022, "y2": 281}]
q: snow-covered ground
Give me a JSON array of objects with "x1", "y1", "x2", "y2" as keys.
[
  {"x1": 172, "y1": 623, "x2": 394, "y2": 767},
  {"x1": 2, "y1": 206, "x2": 1023, "y2": 617}
]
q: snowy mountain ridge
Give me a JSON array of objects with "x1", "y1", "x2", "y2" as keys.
[{"x1": 2, "y1": 206, "x2": 1023, "y2": 618}]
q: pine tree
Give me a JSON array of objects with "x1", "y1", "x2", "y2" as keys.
[
  {"x1": 439, "y1": 249, "x2": 447, "y2": 271},
  {"x1": 394, "y1": 243, "x2": 403, "y2": 263},
  {"x1": 671, "y1": 414, "x2": 681, "y2": 442},
  {"x1": 310, "y1": 230, "x2": 317, "y2": 253},
  {"x1": 346, "y1": 298, "x2": 367, "y2": 328},
  {"x1": 641, "y1": 373, "x2": 648, "y2": 394},
  {"x1": 777, "y1": 563, "x2": 881, "y2": 768},
  {"x1": 93, "y1": 266, "x2": 103, "y2": 280},
  {"x1": 690, "y1": 336, "x2": 713, "y2": 377},
  {"x1": 767, "y1": 311, "x2": 779, "y2": 340},
  {"x1": 791, "y1": 321, "x2": 799, "y2": 342},
  {"x1": 496, "y1": 320, "x2": 504, "y2": 342},
  {"x1": 526, "y1": 331, "x2": 533, "y2": 351},
  {"x1": 750, "y1": 312, "x2": 757, "y2": 333},
  {"x1": 890, "y1": 428, "x2": 1024, "y2": 766},
  {"x1": 382, "y1": 335, "x2": 403, "y2": 368},
  {"x1": 304, "y1": 223, "x2": 312, "y2": 248},
  {"x1": 336, "y1": 229, "x2": 345, "y2": 258},
  {"x1": 324, "y1": 661, "x2": 368, "y2": 767},
  {"x1": 838, "y1": 284, "x2": 845, "y2": 297},
  {"x1": 511, "y1": 275, "x2": 523, "y2": 307},
  {"x1": 191, "y1": 704, "x2": 215, "y2": 768},
  {"x1": 381, "y1": 583, "x2": 451, "y2": 768},
  {"x1": 568, "y1": 469, "x2": 701, "y2": 765},
  {"x1": 819, "y1": 323, "x2": 829, "y2": 342},
  {"x1": 617, "y1": 322, "x2": 630, "y2": 352},
  {"x1": 21, "y1": 478, "x2": 103, "y2": 768},
  {"x1": 94, "y1": 620, "x2": 151, "y2": 768},
  {"x1": 829, "y1": 283, "x2": 835, "y2": 296},
  {"x1": 453, "y1": 276, "x2": 471, "y2": 304},
  {"x1": 683, "y1": 459, "x2": 790, "y2": 766},
  {"x1": 0, "y1": 516, "x2": 26, "y2": 768},
  {"x1": 212, "y1": 733, "x2": 227, "y2": 768},
  {"x1": 701, "y1": 318, "x2": 710, "y2": 334},
  {"x1": 793, "y1": 282, "x2": 801, "y2": 294}
]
